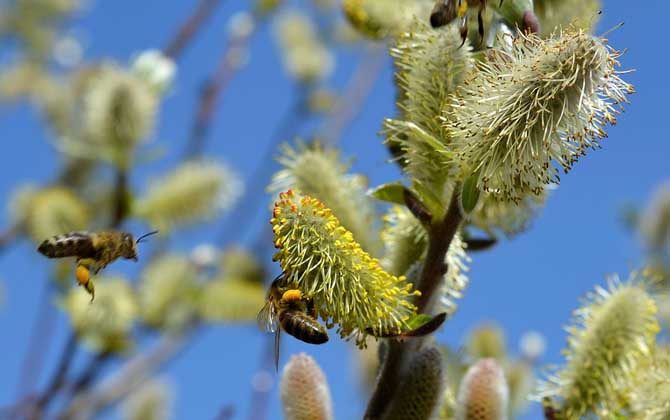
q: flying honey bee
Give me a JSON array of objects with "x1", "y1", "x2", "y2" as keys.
[
  {"x1": 430, "y1": 0, "x2": 504, "y2": 47},
  {"x1": 37, "y1": 230, "x2": 158, "y2": 300},
  {"x1": 257, "y1": 275, "x2": 329, "y2": 370}
]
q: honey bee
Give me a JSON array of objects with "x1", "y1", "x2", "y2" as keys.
[
  {"x1": 37, "y1": 230, "x2": 158, "y2": 300},
  {"x1": 257, "y1": 275, "x2": 329, "y2": 370},
  {"x1": 430, "y1": 0, "x2": 504, "y2": 47}
]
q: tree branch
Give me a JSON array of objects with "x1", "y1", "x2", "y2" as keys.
[
  {"x1": 183, "y1": 15, "x2": 261, "y2": 159},
  {"x1": 163, "y1": 0, "x2": 224, "y2": 60},
  {"x1": 364, "y1": 187, "x2": 463, "y2": 420}
]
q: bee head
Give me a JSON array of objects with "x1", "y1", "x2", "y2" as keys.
[
  {"x1": 125, "y1": 230, "x2": 159, "y2": 261},
  {"x1": 121, "y1": 233, "x2": 139, "y2": 261}
]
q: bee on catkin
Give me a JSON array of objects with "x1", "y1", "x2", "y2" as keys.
[
  {"x1": 38, "y1": 230, "x2": 157, "y2": 300},
  {"x1": 257, "y1": 275, "x2": 329, "y2": 371},
  {"x1": 430, "y1": 0, "x2": 504, "y2": 47}
]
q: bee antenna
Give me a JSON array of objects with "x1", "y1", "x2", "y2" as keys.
[{"x1": 136, "y1": 230, "x2": 159, "y2": 244}]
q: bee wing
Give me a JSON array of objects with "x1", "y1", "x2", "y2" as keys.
[
  {"x1": 257, "y1": 301, "x2": 279, "y2": 333},
  {"x1": 37, "y1": 231, "x2": 97, "y2": 259}
]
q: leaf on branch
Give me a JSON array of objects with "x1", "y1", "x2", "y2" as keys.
[
  {"x1": 368, "y1": 182, "x2": 406, "y2": 205},
  {"x1": 460, "y1": 173, "x2": 481, "y2": 215}
]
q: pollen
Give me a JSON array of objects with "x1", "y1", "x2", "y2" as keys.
[
  {"x1": 75, "y1": 264, "x2": 90, "y2": 286},
  {"x1": 282, "y1": 289, "x2": 303, "y2": 303}
]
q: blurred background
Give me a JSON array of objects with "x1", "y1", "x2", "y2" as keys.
[{"x1": 0, "y1": 0, "x2": 668, "y2": 419}]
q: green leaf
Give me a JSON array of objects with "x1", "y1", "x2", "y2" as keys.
[
  {"x1": 368, "y1": 182, "x2": 405, "y2": 205},
  {"x1": 460, "y1": 174, "x2": 481, "y2": 215},
  {"x1": 413, "y1": 183, "x2": 445, "y2": 218},
  {"x1": 407, "y1": 314, "x2": 435, "y2": 330}
]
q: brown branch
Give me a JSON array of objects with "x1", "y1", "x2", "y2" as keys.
[
  {"x1": 318, "y1": 45, "x2": 387, "y2": 144},
  {"x1": 163, "y1": 0, "x2": 224, "y2": 60},
  {"x1": 216, "y1": 89, "x2": 309, "y2": 247},
  {"x1": 183, "y1": 16, "x2": 260, "y2": 159},
  {"x1": 30, "y1": 333, "x2": 78, "y2": 418},
  {"x1": 364, "y1": 187, "x2": 463, "y2": 420},
  {"x1": 57, "y1": 327, "x2": 195, "y2": 420},
  {"x1": 14, "y1": 283, "x2": 57, "y2": 399}
]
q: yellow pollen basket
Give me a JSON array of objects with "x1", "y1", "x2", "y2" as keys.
[
  {"x1": 458, "y1": 0, "x2": 468, "y2": 17},
  {"x1": 75, "y1": 265, "x2": 90, "y2": 286},
  {"x1": 282, "y1": 289, "x2": 303, "y2": 302}
]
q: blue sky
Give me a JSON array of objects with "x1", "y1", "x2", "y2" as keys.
[{"x1": 0, "y1": 1, "x2": 668, "y2": 419}]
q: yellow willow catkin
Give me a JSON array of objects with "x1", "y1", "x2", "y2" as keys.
[
  {"x1": 271, "y1": 190, "x2": 419, "y2": 346},
  {"x1": 538, "y1": 277, "x2": 660, "y2": 418},
  {"x1": 280, "y1": 353, "x2": 333, "y2": 420}
]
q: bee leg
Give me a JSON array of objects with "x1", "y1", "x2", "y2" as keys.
[
  {"x1": 274, "y1": 329, "x2": 281, "y2": 372},
  {"x1": 477, "y1": 2, "x2": 485, "y2": 47},
  {"x1": 75, "y1": 264, "x2": 95, "y2": 302},
  {"x1": 305, "y1": 297, "x2": 317, "y2": 319},
  {"x1": 458, "y1": 18, "x2": 468, "y2": 48}
]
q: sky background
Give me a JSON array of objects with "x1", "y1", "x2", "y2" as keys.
[{"x1": 0, "y1": 0, "x2": 668, "y2": 419}]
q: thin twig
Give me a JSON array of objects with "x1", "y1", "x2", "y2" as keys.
[
  {"x1": 163, "y1": 0, "x2": 224, "y2": 60},
  {"x1": 247, "y1": 337, "x2": 277, "y2": 420},
  {"x1": 317, "y1": 45, "x2": 387, "y2": 144},
  {"x1": 15, "y1": 284, "x2": 57, "y2": 400},
  {"x1": 216, "y1": 89, "x2": 310, "y2": 247},
  {"x1": 364, "y1": 188, "x2": 463, "y2": 420},
  {"x1": 57, "y1": 328, "x2": 195, "y2": 420},
  {"x1": 183, "y1": 16, "x2": 262, "y2": 159},
  {"x1": 31, "y1": 333, "x2": 78, "y2": 418}
]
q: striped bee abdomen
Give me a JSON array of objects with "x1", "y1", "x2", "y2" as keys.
[
  {"x1": 279, "y1": 310, "x2": 329, "y2": 344},
  {"x1": 37, "y1": 232, "x2": 97, "y2": 259}
]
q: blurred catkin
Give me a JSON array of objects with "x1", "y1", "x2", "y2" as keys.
[
  {"x1": 534, "y1": 0, "x2": 601, "y2": 38},
  {"x1": 120, "y1": 377, "x2": 173, "y2": 420},
  {"x1": 270, "y1": 141, "x2": 378, "y2": 253},
  {"x1": 131, "y1": 50, "x2": 176, "y2": 95},
  {"x1": 134, "y1": 161, "x2": 241, "y2": 232},
  {"x1": 628, "y1": 346, "x2": 670, "y2": 420},
  {"x1": 440, "y1": 231, "x2": 470, "y2": 314},
  {"x1": 455, "y1": 358, "x2": 509, "y2": 420},
  {"x1": 539, "y1": 277, "x2": 660, "y2": 418},
  {"x1": 138, "y1": 255, "x2": 199, "y2": 330},
  {"x1": 274, "y1": 10, "x2": 333, "y2": 84},
  {"x1": 271, "y1": 190, "x2": 419, "y2": 345},
  {"x1": 386, "y1": 346, "x2": 444, "y2": 420},
  {"x1": 198, "y1": 277, "x2": 266, "y2": 322},
  {"x1": 465, "y1": 324, "x2": 507, "y2": 361},
  {"x1": 446, "y1": 29, "x2": 633, "y2": 202},
  {"x1": 280, "y1": 353, "x2": 333, "y2": 420},
  {"x1": 380, "y1": 205, "x2": 428, "y2": 276},
  {"x1": 342, "y1": 0, "x2": 432, "y2": 39},
  {"x1": 639, "y1": 182, "x2": 670, "y2": 254},
  {"x1": 504, "y1": 360, "x2": 534, "y2": 418},
  {"x1": 470, "y1": 191, "x2": 546, "y2": 238},
  {"x1": 81, "y1": 63, "x2": 158, "y2": 164},
  {"x1": 60, "y1": 276, "x2": 138, "y2": 353},
  {"x1": 11, "y1": 186, "x2": 90, "y2": 243},
  {"x1": 219, "y1": 247, "x2": 265, "y2": 284}
]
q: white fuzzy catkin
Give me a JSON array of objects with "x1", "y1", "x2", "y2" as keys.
[
  {"x1": 447, "y1": 29, "x2": 633, "y2": 202},
  {"x1": 280, "y1": 353, "x2": 333, "y2": 420},
  {"x1": 455, "y1": 358, "x2": 509, "y2": 420}
]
